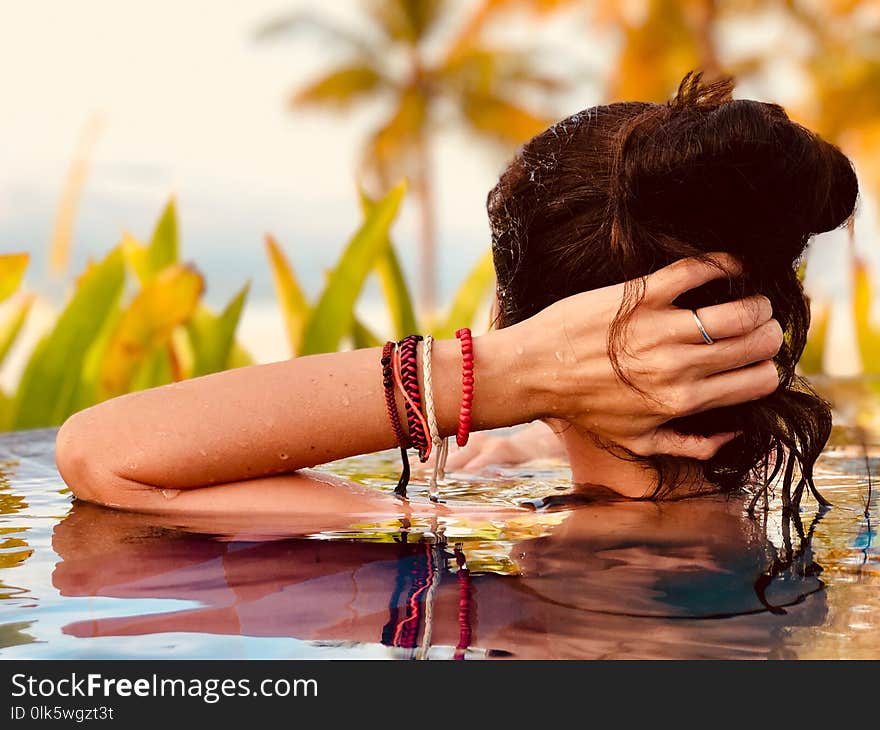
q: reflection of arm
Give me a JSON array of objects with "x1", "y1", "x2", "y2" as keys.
[{"x1": 52, "y1": 506, "x2": 415, "y2": 641}]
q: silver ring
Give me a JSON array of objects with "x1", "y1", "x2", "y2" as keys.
[{"x1": 692, "y1": 310, "x2": 715, "y2": 344}]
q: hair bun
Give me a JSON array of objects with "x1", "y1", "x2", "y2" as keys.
[{"x1": 614, "y1": 75, "x2": 858, "y2": 263}]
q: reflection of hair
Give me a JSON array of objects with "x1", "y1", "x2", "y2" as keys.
[{"x1": 488, "y1": 72, "x2": 859, "y2": 505}]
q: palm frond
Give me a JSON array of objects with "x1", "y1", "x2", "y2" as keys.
[
  {"x1": 254, "y1": 10, "x2": 379, "y2": 59},
  {"x1": 440, "y1": 45, "x2": 569, "y2": 99},
  {"x1": 365, "y1": 0, "x2": 448, "y2": 46},
  {"x1": 362, "y1": 87, "x2": 427, "y2": 188},
  {"x1": 292, "y1": 63, "x2": 391, "y2": 110},
  {"x1": 459, "y1": 91, "x2": 554, "y2": 145}
]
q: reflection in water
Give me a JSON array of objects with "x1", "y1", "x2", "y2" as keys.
[
  {"x1": 48, "y1": 497, "x2": 828, "y2": 659},
  {"x1": 0, "y1": 427, "x2": 877, "y2": 659}
]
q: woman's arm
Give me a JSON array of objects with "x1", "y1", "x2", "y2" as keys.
[
  {"x1": 55, "y1": 331, "x2": 529, "y2": 492},
  {"x1": 56, "y1": 253, "x2": 782, "y2": 508}
]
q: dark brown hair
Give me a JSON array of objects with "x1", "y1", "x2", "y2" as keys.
[{"x1": 488, "y1": 72, "x2": 859, "y2": 508}]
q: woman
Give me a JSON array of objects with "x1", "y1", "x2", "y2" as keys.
[{"x1": 55, "y1": 73, "x2": 858, "y2": 519}]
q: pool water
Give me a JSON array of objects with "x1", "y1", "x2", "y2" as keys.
[{"x1": 1, "y1": 397, "x2": 878, "y2": 659}]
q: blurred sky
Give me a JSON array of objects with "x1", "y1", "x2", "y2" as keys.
[
  {"x1": 0, "y1": 0, "x2": 598, "y2": 299},
  {"x1": 0, "y1": 0, "x2": 874, "y2": 372}
]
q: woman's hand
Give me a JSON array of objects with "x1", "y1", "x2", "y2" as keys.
[
  {"x1": 429, "y1": 422, "x2": 566, "y2": 474},
  {"x1": 500, "y1": 253, "x2": 781, "y2": 460}
]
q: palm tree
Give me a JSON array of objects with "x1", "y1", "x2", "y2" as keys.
[{"x1": 257, "y1": 0, "x2": 569, "y2": 315}]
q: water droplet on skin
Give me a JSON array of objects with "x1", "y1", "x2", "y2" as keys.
[
  {"x1": 279, "y1": 452, "x2": 290, "y2": 461},
  {"x1": 554, "y1": 351, "x2": 564, "y2": 362},
  {"x1": 341, "y1": 396, "x2": 351, "y2": 407},
  {"x1": 515, "y1": 346, "x2": 524, "y2": 355},
  {"x1": 198, "y1": 448, "x2": 207, "y2": 457},
  {"x1": 161, "y1": 489, "x2": 180, "y2": 500}
]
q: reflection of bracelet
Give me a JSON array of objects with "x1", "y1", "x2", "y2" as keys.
[{"x1": 455, "y1": 328, "x2": 474, "y2": 447}]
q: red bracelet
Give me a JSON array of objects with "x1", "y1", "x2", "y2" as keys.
[
  {"x1": 398, "y1": 335, "x2": 430, "y2": 461},
  {"x1": 455, "y1": 328, "x2": 474, "y2": 447}
]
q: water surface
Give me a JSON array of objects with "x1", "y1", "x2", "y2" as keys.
[{"x1": 0, "y1": 421, "x2": 877, "y2": 659}]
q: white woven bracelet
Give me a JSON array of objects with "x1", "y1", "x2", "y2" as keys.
[{"x1": 423, "y1": 335, "x2": 448, "y2": 502}]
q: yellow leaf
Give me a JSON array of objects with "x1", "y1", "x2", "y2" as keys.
[
  {"x1": 265, "y1": 235, "x2": 310, "y2": 355},
  {"x1": 460, "y1": 92, "x2": 553, "y2": 145},
  {"x1": 293, "y1": 64, "x2": 386, "y2": 109},
  {"x1": 100, "y1": 265, "x2": 204, "y2": 397},
  {"x1": 0, "y1": 294, "x2": 34, "y2": 368},
  {"x1": 120, "y1": 231, "x2": 150, "y2": 282},
  {"x1": 854, "y1": 259, "x2": 880, "y2": 374},
  {"x1": 0, "y1": 254, "x2": 29, "y2": 304},
  {"x1": 799, "y1": 302, "x2": 829, "y2": 375}
]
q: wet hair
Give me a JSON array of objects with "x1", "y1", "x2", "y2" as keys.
[{"x1": 488, "y1": 72, "x2": 859, "y2": 508}]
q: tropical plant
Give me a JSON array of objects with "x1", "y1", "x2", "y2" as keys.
[
  {"x1": 1, "y1": 201, "x2": 252, "y2": 432},
  {"x1": 265, "y1": 183, "x2": 497, "y2": 357},
  {"x1": 0, "y1": 254, "x2": 33, "y2": 429},
  {"x1": 256, "y1": 0, "x2": 569, "y2": 315}
]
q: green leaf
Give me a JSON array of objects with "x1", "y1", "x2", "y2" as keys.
[
  {"x1": 0, "y1": 295, "x2": 33, "y2": 368},
  {"x1": 352, "y1": 318, "x2": 383, "y2": 349},
  {"x1": 124, "y1": 200, "x2": 179, "y2": 284},
  {"x1": 70, "y1": 304, "x2": 122, "y2": 413},
  {"x1": 265, "y1": 234, "x2": 310, "y2": 355},
  {"x1": 854, "y1": 259, "x2": 880, "y2": 374},
  {"x1": 148, "y1": 199, "x2": 179, "y2": 273},
  {"x1": 130, "y1": 346, "x2": 174, "y2": 392},
  {"x1": 0, "y1": 390, "x2": 11, "y2": 432},
  {"x1": 435, "y1": 250, "x2": 495, "y2": 339},
  {"x1": 0, "y1": 254, "x2": 29, "y2": 304},
  {"x1": 359, "y1": 190, "x2": 417, "y2": 338},
  {"x1": 12, "y1": 247, "x2": 125, "y2": 429},
  {"x1": 799, "y1": 302, "x2": 829, "y2": 375},
  {"x1": 300, "y1": 182, "x2": 406, "y2": 354},
  {"x1": 227, "y1": 342, "x2": 255, "y2": 369},
  {"x1": 99, "y1": 264, "x2": 203, "y2": 397},
  {"x1": 187, "y1": 284, "x2": 250, "y2": 377}
]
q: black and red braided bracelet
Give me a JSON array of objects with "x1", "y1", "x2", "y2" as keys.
[
  {"x1": 381, "y1": 341, "x2": 411, "y2": 497},
  {"x1": 398, "y1": 335, "x2": 430, "y2": 462}
]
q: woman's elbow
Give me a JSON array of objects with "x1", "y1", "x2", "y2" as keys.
[{"x1": 55, "y1": 411, "x2": 116, "y2": 504}]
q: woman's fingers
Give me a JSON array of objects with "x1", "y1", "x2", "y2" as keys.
[
  {"x1": 639, "y1": 429, "x2": 740, "y2": 460},
  {"x1": 645, "y1": 253, "x2": 742, "y2": 304},
  {"x1": 692, "y1": 318, "x2": 784, "y2": 374},
  {"x1": 669, "y1": 294, "x2": 773, "y2": 344},
  {"x1": 694, "y1": 359, "x2": 781, "y2": 412}
]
